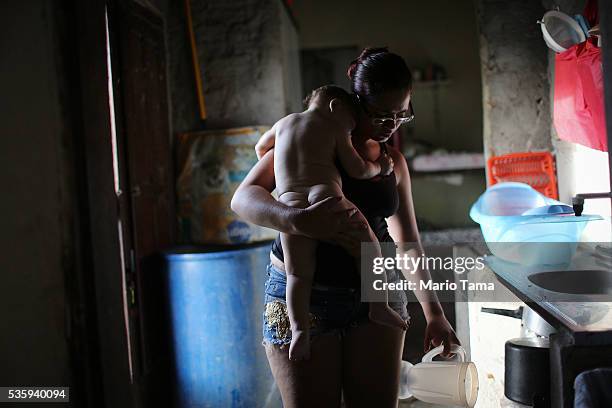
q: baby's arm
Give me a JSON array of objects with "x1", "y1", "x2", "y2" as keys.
[
  {"x1": 255, "y1": 124, "x2": 277, "y2": 160},
  {"x1": 335, "y1": 132, "x2": 392, "y2": 179}
]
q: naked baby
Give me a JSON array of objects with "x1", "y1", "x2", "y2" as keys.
[{"x1": 257, "y1": 85, "x2": 407, "y2": 361}]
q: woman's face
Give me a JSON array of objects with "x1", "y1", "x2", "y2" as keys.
[{"x1": 354, "y1": 87, "x2": 412, "y2": 143}]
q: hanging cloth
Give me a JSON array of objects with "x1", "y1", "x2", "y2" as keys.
[{"x1": 553, "y1": 37, "x2": 606, "y2": 152}]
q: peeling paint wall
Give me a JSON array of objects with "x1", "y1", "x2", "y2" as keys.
[{"x1": 475, "y1": 0, "x2": 552, "y2": 176}]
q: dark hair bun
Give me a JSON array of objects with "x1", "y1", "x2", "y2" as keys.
[
  {"x1": 358, "y1": 47, "x2": 389, "y2": 60},
  {"x1": 347, "y1": 47, "x2": 389, "y2": 79},
  {"x1": 348, "y1": 47, "x2": 412, "y2": 97},
  {"x1": 346, "y1": 47, "x2": 389, "y2": 79}
]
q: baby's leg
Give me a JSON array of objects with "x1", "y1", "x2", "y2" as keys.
[
  {"x1": 278, "y1": 191, "x2": 318, "y2": 361},
  {"x1": 280, "y1": 232, "x2": 316, "y2": 361},
  {"x1": 341, "y1": 199, "x2": 407, "y2": 331}
]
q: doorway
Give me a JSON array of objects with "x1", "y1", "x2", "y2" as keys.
[{"x1": 104, "y1": 1, "x2": 175, "y2": 405}]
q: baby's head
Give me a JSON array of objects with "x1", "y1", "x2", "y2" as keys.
[{"x1": 304, "y1": 85, "x2": 357, "y2": 130}]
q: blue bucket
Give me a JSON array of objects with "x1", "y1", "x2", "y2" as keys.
[{"x1": 162, "y1": 241, "x2": 280, "y2": 407}]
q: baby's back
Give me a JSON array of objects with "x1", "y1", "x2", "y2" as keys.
[{"x1": 273, "y1": 111, "x2": 341, "y2": 195}]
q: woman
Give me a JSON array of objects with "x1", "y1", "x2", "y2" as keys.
[{"x1": 231, "y1": 47, "x2": 459, "y2": 407}]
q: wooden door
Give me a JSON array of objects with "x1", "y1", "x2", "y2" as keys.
[{"x1": 108, "y1": 1, "x2": 175, "y2": 406}]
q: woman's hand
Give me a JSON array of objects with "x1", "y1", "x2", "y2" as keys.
[
  {"x1": 424, "y1": 312, "x2": 461, "y2": 358},
  {"x1": 293, "y1": 197, "x2": 368, "y2": 252}
]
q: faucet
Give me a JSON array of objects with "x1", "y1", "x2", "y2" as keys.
[{"x1": 572, "y1": 192, "x2": 612, "y2": 216}]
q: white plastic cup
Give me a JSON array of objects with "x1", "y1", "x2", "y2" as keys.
[{"x1": 399, "y1": 345, "x2": 478, "y2": 407}]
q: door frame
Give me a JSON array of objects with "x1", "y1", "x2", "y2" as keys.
[
  {"x1": 73, "y1": 0, "x2": 135, "y2": 406},
  {"x1": 106, "y1": 1, "x2": 176, "y2": 405}
]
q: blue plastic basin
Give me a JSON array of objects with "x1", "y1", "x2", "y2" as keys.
[{"x1": 470, "y1": 183, "x2": 602, "y2": 265}]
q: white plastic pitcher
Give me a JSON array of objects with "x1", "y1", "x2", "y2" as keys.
[{"x1": 398, "y1": 345, "x2": 478, "y2": 407}]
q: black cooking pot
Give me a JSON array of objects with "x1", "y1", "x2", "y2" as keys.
[{"x1": 505, "y1": 337, "x2": 550, "y2": 407}]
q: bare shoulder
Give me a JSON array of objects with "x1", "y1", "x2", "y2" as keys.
[
  {"x1": 386, "y1": 144, "x2": 410, "y2": 185},
  {"x1": 275, "y1": 112, "x2": 303, "y2": 132},
  {"x1": 280, "y1": 112, "x2": 302, "y2": 124}
]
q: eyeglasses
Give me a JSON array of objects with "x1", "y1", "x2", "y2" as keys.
[{"x1": 355, "y1": 94, "x2": 415, "y2": 127}]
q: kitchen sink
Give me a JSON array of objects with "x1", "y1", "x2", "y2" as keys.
[{"x1": 528, "y1": 270, "x2": 612, "y2": 295}]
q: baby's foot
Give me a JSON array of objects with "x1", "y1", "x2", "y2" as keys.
[
  {"x1": 289, "y1": 330, "x2": 310, "y2": 361},
  {"x1": 369, "y1": 303, "x2": 408, "y2": 330}
]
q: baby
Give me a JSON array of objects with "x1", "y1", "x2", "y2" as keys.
[{"x1": 258, "y1": 85, "x2": 407, "y2": 361}]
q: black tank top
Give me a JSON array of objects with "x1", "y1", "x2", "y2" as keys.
[{"x1": 271, "y1": 142, "x2": 400, "y2": 287}]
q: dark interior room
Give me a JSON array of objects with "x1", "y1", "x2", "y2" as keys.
[{"x1": 2, "y1": 0, "x2": 612, "y2": 407}]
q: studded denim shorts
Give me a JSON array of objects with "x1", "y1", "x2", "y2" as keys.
[{"x1": 262, "y1": 263, "x2": 409, "y2": 347}]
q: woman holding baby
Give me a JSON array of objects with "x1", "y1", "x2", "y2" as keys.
[{"x1": 231, "y1": 48, "x2": 459, "y2": 407}]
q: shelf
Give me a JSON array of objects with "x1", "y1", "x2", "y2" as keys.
[{"x1": 408, "y1": 151, "x2": 485, "y2": 173}]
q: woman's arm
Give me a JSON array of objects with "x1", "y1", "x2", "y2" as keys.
[
  {"x1": 255, "y1": 124, "x2": 277, "y2": 160},
  {"x1": 231, "y1": 149, "x2": 296, "y2": 234},
  {"x1": 231, "y1": 149, "x2": 367, "y2": 242},
  {"x1": 386, "y1": 146, "x2": 459, "y2": 355},
  {"x1": 386, "y1": 147, "x2": 438, "y2": 309}
]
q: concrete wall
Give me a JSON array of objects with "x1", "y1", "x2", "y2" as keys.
[
  {"x1": 292, "y1": 0, "x2": 483, "y2": 152},
  {"x1": 475, "y1": 0, "x2": 552, "y2": 169},
  {"x1": 167, "y1": 0, "x2": 301, "y2": 131},
  {"x1": 279, "y1": 5, "x2": 303, "y2": 115},
  {"x1": 162, "y1": 0, "x2": 202, "y2": 135},
  {"x1": 0, "y1": 0, "x2": 74, "y2": 388}
]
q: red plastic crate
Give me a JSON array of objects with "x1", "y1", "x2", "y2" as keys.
[{"x1": 487, "y1": 152, "x2": 558, "y2": 199}]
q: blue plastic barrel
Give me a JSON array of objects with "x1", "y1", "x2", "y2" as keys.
[{"x1": 162, "y1": 241, "x2": 281, "y2": 408}]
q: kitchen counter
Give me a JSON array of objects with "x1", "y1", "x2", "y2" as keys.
[
  {"x1": 472, "y1": 242, "x2": 612, "y2": 407},
  {"x1": 480, "y1": 243, "x2": 612, "y2": 343}
]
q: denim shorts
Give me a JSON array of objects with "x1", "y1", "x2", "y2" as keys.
[{"x1": 262, "y1": 263, "x2": 409, "y2": 347}]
